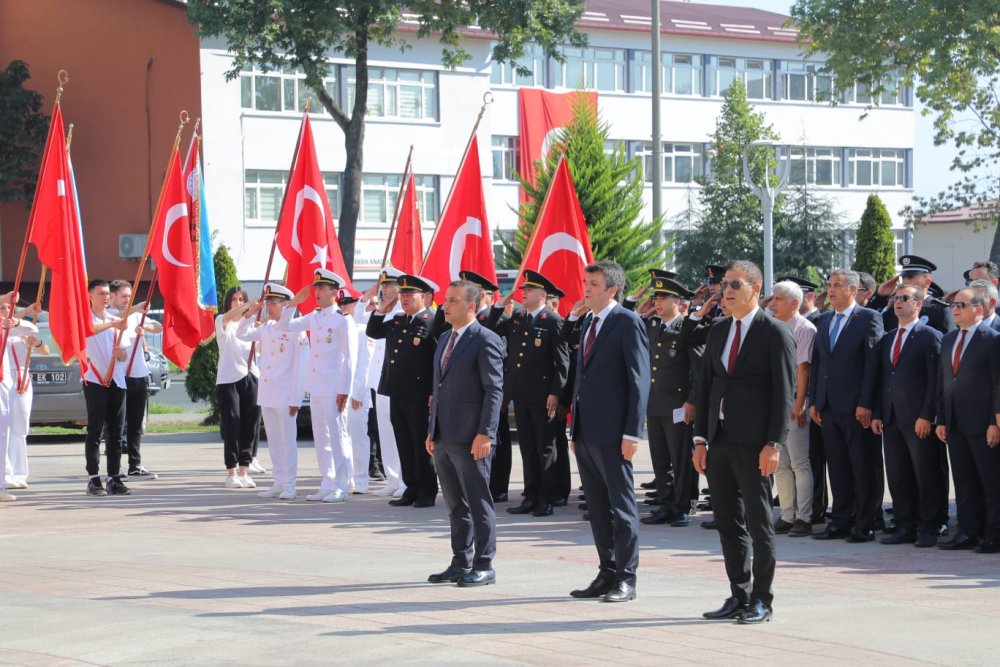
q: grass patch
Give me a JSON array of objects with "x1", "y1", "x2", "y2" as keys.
[
  {"x1": 148, "y1": 402, "x2": 185, "y2": 414},
  {"x1": 30, "y1": 425, "x2": 85, "y2": 436},
  {"x1": 146, "y1": 421, "x2": 217, "y2": 434}
]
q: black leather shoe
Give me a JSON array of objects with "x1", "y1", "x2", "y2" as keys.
[
  {"x1": 578, "y1": 502, "x2": 588, "y2": 511},
  {"x1": 507, "y1": 500, "x2": 537, "y2": 514},
  {"x1": 577, "y1": 494, "x2": 586, "y2": 501},
  {"x1": 552, "y1": 497, "x2": 568, "y2": 507},
  {"x1": 570, "y1": 571, "x2": 616, "y2": 598},
  {"x1": 696, "y1": 501, "x2": 713, "y2": 512},
  {"x1": 736, "y1": 599, "x2": 772, "y2": 624},
  {"x1": 389, "y1": 497, "x2": 415, "y2": 507},
  {"x1": 975, "y1": 539, "x2": 1000, "y2": 554},
  {"x1": 773, "y1": 519, "x2": 794, "y2": 534},
  {"x1": 701, "y1": 519, "x2": 717, "y2": 530},
  {"x1": 640, "y1": 481, "x2": 656, "y2": 490},
  {"x1": 813, "y1": 526, "x2": 850, "y2": 540},
  {"x1": 413, "y1": 499, "x2": 435, "y2": 508},
  {"x1": 939, "y1": 533, "x2": 978, "y2": 550},
  {"x1": 914, "y1": 533, "x2": 938, "y2": 548},
  {"x1": 643, "y1": 498, "x2": 662, "y2": 506},
  {"x1": 847, "y1": 529, "x2": 875, "y2": 543},
  {"x1": 702, "y1": 596, "x2": 748, "y2": 620},
  {"x1": 457, "y1": 569, "x2": 496, "y2": 587},
  {"x1": 427, "y1": 565, "x2": 472, "y2": 583},
  {"x1": 810, "y1": 515, "x2": 827, "y2": 525},
  {"x1": 492, "y1": 492, "x2": 509, "y2": 503},
  {"x1": 581, "y1": 512, "x2": 590, "y2": 521},
  {"x1": 641, "y1": 510, "x2": 672, "y2": 525},
  {"x1": 602, "y1": 580, "x2": 636, "y2": 602},
  {"x1": 532, "y1": 502, "x2": 553, "y2": 517},
  {"x1": 880, "y1": 530, "x2": 916, "y2": 545},
  {"x1": 670, "y1": 513, "x2": 690, "y2": 527},
  {"x1": 644, "y1": 490, "x2": 658, "y2": 498}
]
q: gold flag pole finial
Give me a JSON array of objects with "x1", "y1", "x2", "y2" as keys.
[
  {"x1": 304, "y1": 96, "x2": 311, "y2": 113},
  {"x1": 193, "y1": 117, "x2": 201, "y2": 136},
  {"x1": 176, "y1": 110, "x2": 190, "y2": 144},
  {"x1": 55, "y1": 70, "x2": 69, "y2": 104}
]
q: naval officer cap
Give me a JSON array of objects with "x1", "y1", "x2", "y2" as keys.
[
  {"x1": 776, "y1": 275, "x2": 819, "y2": 293},
  {"x1": 519, "y1": 269, "x2": 560, "y2": 295},
  {"x1": 263, "y1": 283, "x2": 294, "y2": 301},
  {"x1": 459, "y1": 270, "x2": 500, "y2": 292},
  {"x1": 379, "y1": 267, "x2": 403, "y2": 284},
  {"x1": 899, "y1": 254, "x2": 937, "y2": 276},
  {"x1": 398, "y1": 274, "x2": 437, "y2": 294},
  {"x1": 337, "y1": 286, "x2": 361, "y2": 306},
  {"x1": 312, "y1": 268, "x2": 345, "y2": 288},
  {"x1": 652, "y1": 277, "x2": 693, "y2": 299}
]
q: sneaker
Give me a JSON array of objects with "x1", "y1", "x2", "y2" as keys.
[
  {"x1": 392, "y1": 487, "x2": 405, "y2": 498},
  {"x1": 322, "y1": 489, "x2": 348, "y2": 503},
  {"x1": 6, "y1": 479, "x2": 26, "y2": 490},
  {"x1": 87, "y1": 478, "x2": 108, "y2": 496},
  {"x1": 128, "y1": 466, "x2": 159, "y2": 480},
  {"x1": 240, "y1": 474, "x2": 256, "y2": 488},
  {"x1": 278, "y1": 488, "x2": 297, "y2": 500},
  {"x1": 249, "y1": 460, "x2": 267, "y2": 474},
  {"x1": 106, "y1": 477, "x2": 132, "y2": 496},
  {"x1": 306, "y1": 491, "x2": 327, "y2": 501},
  {"x1": 0, "y1": 490, "x2": 16, "y2": 502},
  {"x1": 372, "y1": 486, "x2": 397, "y2": 497},
  {"x1": 352, "y1": 485, "x2": 369, "y2": 495},
  {"x1": 258, "y1": 486, "x2": 283, "y2": 499},
  {"x1": 225, "y1": 475, "x2": 246, "y2": 489}
]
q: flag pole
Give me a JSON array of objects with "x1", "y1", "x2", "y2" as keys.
[
  {"x1": 102, "y1": 110, "x2": 189, "y2": 386},
  {"x1": 16, "y1": 265, "x2": 48, "y2": 394},
  {"x1": 422, "y1": 92, "x2": 493, "y2": 263},
  {"x1": 124, "y1": 269, "x2": 158, "y2": 378},
  {"x1": 380, "y1": 145, "x2": 415, "y2": 269}
]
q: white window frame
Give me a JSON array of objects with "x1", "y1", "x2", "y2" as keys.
[
  {"x1": 631, "y1": 52, "x2": 701, "y2": 96},
  {"x1": 491, "y1": 137, "x2": 519, "y2": 181},
  {"x1": 785, "y1": 147, "x2": 841, "y2": 186},
  {"x1": 779, "y1": 61, "x2": 834, "y2": 102},
  {"x1": 239, "y1": 63, "x2": 338, "y2": 114},
  {"x1": 848, "y1": 148, "x2": 906, "y2": 188},
  {"x1": 244, "y1": 169, "x2": 340, "y2": 227},
  {"x1": 346, "y1": 67, "x2": 439, "y2": 121},
  {"x1": 490, "y1": 43, "x2": 546, "y2": 87},
  {"x1": 556, "y1": 46, "x2": 627, "y2": 92},
  {"x1": 361, "y1": 174, "x2": 438, "y2": 225},
  {"x1": 637, "y1": 142, "x2": 703, "y2": 184},
  {"x1": 711, "y1": 56, "x2": 773, "y2": 99}
]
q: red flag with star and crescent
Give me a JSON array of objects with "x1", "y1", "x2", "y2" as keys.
[
  {"x1": 275, "y1": 115, "x2": 351, "y2": 312},
  {"x1": 389, "y1": 172, "x2": 423, "y2": 274}
]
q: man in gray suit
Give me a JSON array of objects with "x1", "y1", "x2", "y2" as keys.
[{"x1": 426, "y1": 280, "x2": 505, "y2": 586}]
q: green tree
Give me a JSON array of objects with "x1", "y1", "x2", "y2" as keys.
[
  {"x1": 791, "y1": 0, "x2": 1000, "y2": 260},
  {"x1": 0, "y1": 60, "x2": 48, "y2": 203},
  {"x1": 852, "y1": 194, "x2": 895, "y2": 282},
  {"x1": 185, "y1": 244, "x2": 240, "y2": 423},
  {"x1": 188, "y1": 0, "x2": 587, "y2": 278},
  {"x1": 497, "y1": 94, "x2": 663, "y2": 291},
  {"x1": 774, "y1": 186, "x2": 847, "y2": 280}
]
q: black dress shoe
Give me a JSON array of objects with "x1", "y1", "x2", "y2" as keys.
[
  {"x1": 773, "y1": 519, "x2": 794, "y2": 534},
  {"x1": 427, "y1": 565, "x2": 472, "y2": 583},
  {"x1": 640, "y1": 481, "x2": 656, "y2": 490},
  {"x1": 847, "y1": 529, "x2": 875, "y2": 543},
  {"x1": 975, "y1": 539, "x2": 1000, "y2": 554},
  {"x1": 389, "y1": 497, "x2": 415, "y2": 507},
  {"x1": 641, "y1": 510, "x2": 672, "y2": 525},
  {"x1": 873, "y1": 516, "x2": 886, "y2": 532},
  {"x1": 578, "y1": 502, "x2": 588, "y2": 511},
  {"x1": 643, "y1": 498, "x2": 662, "y2": 506},
  {"x1": 914, "y1": 533, "x2": 938, "y2": 548},
  {"x1": 696, "y1": 501, "x2": 713, "y2": 512},
  {"x1": 644, "y1": 491, "x2": 658, "y2": 498},
  {"x1": 939, "y1": 533, "x2": 978, "y2": 550},
  {"x1": 602, "y1": 580, "x2": 636, "y2": 602},
  {"x1": 581, "y1": 513, "x2": 590, "y2": 521},
  {"x1": 576, "y1": 494, "x2": 586, "y2": 501},
  {"x1": 702, "y1": 596, "x2": 748, "y2": 619},
  {"x1": 880, "y1": 530, "x2": 916, "y2": 545},
  {"x1": 813, "y1": 526, "x2": 850, "y2": 540},
  {"x1": 457, "y1": 569, "x2": 496, "y2": 587},
  {"x1": 937, "y1": 523, "x2": 950, "y2": 537},
  {"x1": 701, "y1": 520, "x2": 717, "y2": 530},
  {"x1": 413, "y1": 499, "x2": 435, "y2": 508},
  {"x1": 532, "y1": 502, "x2": 553, "y2": 517},
  {"x1": 552, "y1": 497, "x2": 568, "y2": 507},
  {"x1": 570, "y1": 571, "x2": 616, "y2": 598},
  {"x1": 507, "y1": 500, "x2": 537, "y2": 514},
  {"x1": 810, "y1": 515, "x2": 827, "y2": 525},
  {"x1": 492, "y1": 492, "x2": 509, "y2": 503},
  {"x1": 670, "y1": 513, "x2": 690, "y2": 527},
  {"x1": 736, "y1": 599, "x2": 772, "y2": 624}
]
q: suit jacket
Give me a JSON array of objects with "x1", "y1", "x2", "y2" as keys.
[
  {"x1": 936, "y1": 323, "x2": 1000, "y2": 436},
  {"x1": 366, "y1": 306, "x2": 445, "y2": 401},
  {"x1": 809, "y1": 305, "x2": 883, "y2": 413},
  {"x1": 646, "y1": 315, "x2": 706, "y2": 416},
  {"x1": 987, "y1": 314, "x2": 1000, "y2": 333},
  {"x1": 879, "y1": 295, "x2": 956, "y2": 335},
  {"x1": 570, "y1": 304, "x2": 650, "y2": 444},
  {"x1": 489, "y1": 305, "x2": 569, "y2": 404},
  {"x1": 694, "y1": 309, "x2": 796, "y2": 446},
  {"x1": 428, "y1": 321, "x2": 505, "y2": 444},
  {"x1": 873, "y1": 320, "x2": 941, "y2": 427}
]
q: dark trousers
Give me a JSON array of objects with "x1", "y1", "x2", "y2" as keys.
[
  {"x1": 948, "y1": 431, "x2": 1000, "y2": 541},
  {"x1": 809, "y1": 420, "x2": 829, "y2": 521},
  {"x1": 84, "y1": 382, "x2": 126, "y2": 478},
  {"x1": 705, "y1": 426, "x2": 776, "y2": 607},
  {"x1": 368, "y1": 389, "x2": 382, "y2": 475},
  {"x1": 390, "y1": 398, "x2": 438, "y2": 502},
  {"x1": 434, "y1": 439, "x2": 496, "y2": 570},
  {"x1": 883, "y1": 419, "x2": 946, "y2": 536},
  {"x1": 121, "y1": 375, "x2": 149, "y2": 470},
  {"x1": 216, "y1": 374, "x2": 260, "y2": 470},
  {"x1": 489, "y1": 405, "x2": 512, "y2": 497},
  {"x1": 647, "y1": 413, "x2": 694, "y2": 515},
  {"x1": 513, "y1": 401, "x2": 560, "y2": 503},
  {"x1": 574, "y1": 437, "x2": 640, "y2": 585},
  {"x1": 554, "y1": 414, "x2": 571, "y2": 500},
  {"x1": 822, "y1": 409, "x2": 880, "y2": 533}
]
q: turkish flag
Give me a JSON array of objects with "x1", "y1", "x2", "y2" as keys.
[
  {"x1": 515, "y1": 157, "x2": 594, "y2": 317},
  {"x1": 421, "y1": 135, "x2": 496, "y2": 303},
  {"x1": 275, "y1": 115, "x2": 351, "y2": 312},
  {"x1": 182, "y1": 135, "x2": 219, "y2": 340},
  {"x1": 148, "y1": 147, "x2": 201, "y2": 369},
  {"x1": 518, "y1": 89, "x2": 597, "y2": 202},
  {"x1": 389, "y1": 172, "x2": 423, "y2": 274},
  {"x1": 23, "y1": 104, "x2": 94, "y2": 374}
]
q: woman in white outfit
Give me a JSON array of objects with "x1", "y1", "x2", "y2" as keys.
[{"x1": 0, "y1": 293, "x2": 38, "y2": 502}]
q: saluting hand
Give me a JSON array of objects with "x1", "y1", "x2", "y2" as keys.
[
  {"x1": 571, "y1": 299, "x2": 588, "y2": 318},
  {"x1": 377, "y1": 295, "x2": 398, "y2": 315},
  {"x1": 290, "y1": 285, "x2": 311, "y2": 307}
]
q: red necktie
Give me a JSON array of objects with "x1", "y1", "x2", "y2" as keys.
[
  {"x1": 952, "y1": 329, "x2": 967, "y2": 376},
  {"x1": 441, "y1": 330, "x2": 458, "y2": 372},
  {"x1": 891, "y1": 327, "x2": 906, "y2": 367},
  {"x1": 727, "y1": 320, "x2": 742, "y2": 375},
  {"x1": 583, "y1": 316, "x2": 600, "y2": 365}
]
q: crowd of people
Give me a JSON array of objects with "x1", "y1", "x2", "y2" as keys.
[{"x1": 2, "y1": 254, "x2": 998, "y2": 623}]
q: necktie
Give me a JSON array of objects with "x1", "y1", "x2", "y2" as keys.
[
  {"x1": 829, "y1": 312, "x2": 846, "y2": 351},
  {"x1": 583, "y1": 317, "x2": 600, "y2": 365},
  {"x1": 727, "y1": 319, "x2": 742, "y2": 375},
  {"x1": 891, "y1": 327, "x2": 906, "y2": 367},
  {"x1": 952, "y1": 329, "x2": 967, "y2": 376},
  {"x1": 441, "y1": 330, "x2": 458, "y2": 372}
]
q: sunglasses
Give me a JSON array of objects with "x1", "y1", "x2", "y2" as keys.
[
  {"x1": 720, "y1": 279, "x2": 748, "y2": 291},
  {"x1": 951, "y1": 301, "x2": 977, "y2": 310},
  {"x1": 890, "y1": 295, "x2": 917, "y2": 303}
]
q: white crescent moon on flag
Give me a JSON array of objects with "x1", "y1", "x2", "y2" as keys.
[
  {"x1": 540, "y1": 128, "x2": 565, "y2": 161},
  {"x1": 449, "y1": 216, "x2": 484, "y2": 281},
  {"x1": 539, "y1": 232, "x2": 587, "y2": 268},
  {"x1": 291, "y1": 186, "x2": 325, "y2": 255},
  {"x1": 161, "y1": 203, "x2": 191, "y2": 267}
]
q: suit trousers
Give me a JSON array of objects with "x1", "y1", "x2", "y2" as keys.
[
  {"x1": 776, "y1": 416, "x2": 813, "y2": 523},
  {"x1": 705, "y1": 426, "x2": 776, "y2": 607},
  {"x1": 574, "y1": 437, "x2": 640, "y2": 585},
  {"x1": 809, "y1": 420, "x2": 829, "y2": 521},
  {"x1": 84, "y1": 382, "x2": 126, "y2": 478},
  {"x1": 822, "y1": 409, "x2": 880, "y2": 533},
  {"x1": 647, "y1": 414, "x2": 694, "y2": 515},
  {"x1": 948, "y1": 432, "x2": 1000, "y2": 541},
  {"x1": 122, "y1": 375, "x2": 149, "y2": 471},
  {"x1": 347, "y1": 403, "x2": 370, "y2": 490},
  {"x1": 5, "y1": 383, "x2": 31, "y2": 482},
  {"x1": 513, "y1": 401, "x2": 560, "y2": 503},
  {"x1": 882, "y1": 419, "x2": 944, "y2": 536},
  {"x1": 390, "y1": 398, "x2": 438, "y2": 502},
  {"x1": 310, "y1": 395, "x2": 350, "y2": 494},
  {"x1": 489, "y1": 405, "x2": 512, "y2": 497},
  {"x1": 554, "y1": 415, "x2": 571, "y2": 501},
  {"x1": 434, "y1": 439, "x2": 496, "y2": 570},
  {"x1": 217, "y1": 374, "x2": 260, "y2": 470},
  {"x1": 375, "y1": 393, "x2": 403, "y2": 491},
  {"x1": 260, "y1": 406, "x2": 298, "y2": 489}
]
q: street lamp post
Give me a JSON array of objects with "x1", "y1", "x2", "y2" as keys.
[{"x1": 742, "y1": 140, "x2": 790, "y2": 295}]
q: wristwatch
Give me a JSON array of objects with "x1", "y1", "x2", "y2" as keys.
[{"x1": 766, "y1": 441, "x2": 783, "y2": 452}]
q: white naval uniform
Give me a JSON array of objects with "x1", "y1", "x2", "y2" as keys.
[
  {"x1": 278, "y1": 304, "x2": 357, "y2": 495},
  {"x1": 0, "y1": 320, "x2": 38, "y2": 492},
  {"x1": 5, "y1": 337, "x2": 34, "y2": 485},
  {"x1": 237, "y1": 318, "x2": 308, "y2": 491},
  {"x1": 348, "y1": 309, "x2": 376, "y2": 492}
]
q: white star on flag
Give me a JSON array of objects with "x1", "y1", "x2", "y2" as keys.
[{"x1": 310, "y1": 243, "x2": 329, "y2": 267}]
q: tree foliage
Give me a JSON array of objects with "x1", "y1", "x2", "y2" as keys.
[
  {"x1": 0, "y1": 60, "x2": 49, "y2": 203},
  {"x1": 774, "y1": 186, "x2": 846, "y2": 280},
  {"x1": 852, "y1": 194, "x2": 896, "y2": 283},
  {"x1": 188, "y1": 0, "x2": 587, "y2": 277},
  {"x1": 497, "y1": 93, "x2": 664, "y2": 291}
]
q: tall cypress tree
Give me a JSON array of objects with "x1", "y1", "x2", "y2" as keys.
[{"x1": 852, "y1": 194, "x2": 895, "y2": 282}]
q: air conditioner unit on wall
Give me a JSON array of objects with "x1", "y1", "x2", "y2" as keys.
[{"x1": 119, "y1": 234, "x2": 148, "y2": 260}]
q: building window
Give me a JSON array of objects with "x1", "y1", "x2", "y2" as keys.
[
  {"x1": 491, "y1": 137, "x2": 519, "y2": 181},
  {"x1": 361, "y1": 174, "x2": 438, "y2": 224},
  {"x1": 490, "y1": 44, "x2": 546, "y2": 87},
  {"x1": 846, "y1": 77, "x2": 905, "y2": 106},
  {"x1": 710, "y1": 57, "x2": 772, "y2": 99},
  {"x1": 556, "y1": 46, "x2": 627, "y2": 92},
  {"x1": 779, "y1": 62, "x2": 834, "y2": 102},
  {"x1": 346, "y1": 67, "x2": 438, "y2": 120},
  {"x1": 631, "y1": 52, "x2": 701, "y2": 95},
  {"x1": 240, "y1": 63, "x2": 338, "y2": 113},
  {"x1": 244, "y1": 170, "x2": 340, "y2": 225},
  {"x1": 848, "y1": 149, "x2": 906, "y2": 187},
  {"x1": 637, "y1": 142, "x2": 703, "y2": 184},
  {"x1": 785, "y1": 147, "x2": 841, "y2": 186}
]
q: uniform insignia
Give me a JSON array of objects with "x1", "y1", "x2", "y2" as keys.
[
  {"x1": 326, "y1": 328, "x2": 333, "y2": 344},
  {"x1": 901, "y1": 257, "x2": 911, "y2": 265},
  {"x1": 534, "y1": 338, "x2": 542, "y2": 347},
  {"x1": 920, "y1": 315, "x2": 929, "y2": 323},
  {"x1": 413, "y1": 337, "x2": 421, "y2": 346},
  {"x1": 669, "y1": 349, "x2": 677, "y2": 358},
  {"x1": 422, "y1": 312, "x2": 429, "y2": 319},
  {"x1": 279, "y1": 343, "x2": 286, "y2": 353},
  {"x1": 541, "y1": 312, "x2": 548, "y2": 319}
]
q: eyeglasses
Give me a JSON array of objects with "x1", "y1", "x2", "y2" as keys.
[
  {"x1": 951, "y1": 301, "x2": 976, "y2": 310},
  {"x1": 720, "y1": 279, "x2": 747, "y2": 291},
  {"x1": 891, "y1": 295, "x2": 917, "y2": 303}
]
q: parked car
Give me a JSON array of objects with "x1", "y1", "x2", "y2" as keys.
[{"x1": 28, "y1": 322, "x2": 88, "y2": 427}]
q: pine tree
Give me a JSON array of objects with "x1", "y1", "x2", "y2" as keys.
[
  {"x1": 774, "y1": 186, "x2": 846, "y2": 280},
  {"x1": 852, "y1": 194, "x2": 895, "y2": 282},
  {"x1": 497, "y1": 93, "x2": 664, "y2": 291}
]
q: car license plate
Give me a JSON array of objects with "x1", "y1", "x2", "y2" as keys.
[{"x1": 32, "y1": 371, "x2": 68, "y2": 385}]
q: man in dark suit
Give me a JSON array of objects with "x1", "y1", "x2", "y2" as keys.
[
  {"x1": 810, "y1": 269, "x2": 884, "y2": 542},
  {"x1": 568, "y1": 260, "x2": 650, "y2": 603},
  {"x1": 425, "y1": 280, "x2": 505, "y2": 586},
  {"x1": 547, "y1": 288, "x2": 573, "y2": 505},
  {"x1": 935, "y1": 287, "x2": 1000, "y2": 553},
  {"x1": 490, "y1": 270, "x2": 569, "y2": 517},
  {"x1": 693, "y1": 260, "x2": 795, "y2": 625},
  {"x1": 872, "y1": 255, "x2": 955, "y2": 335},
  {"x1": 871, "y1": 285, "x2": 945, "y2": 547}
]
